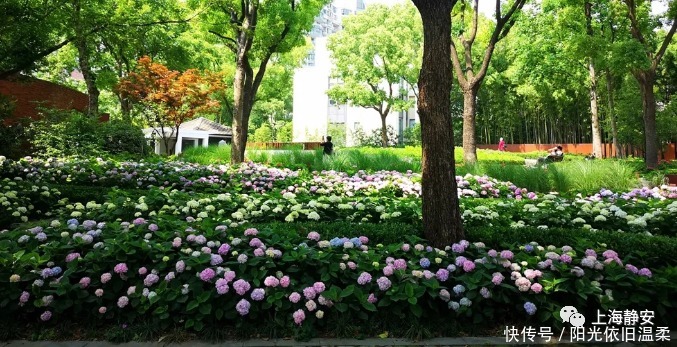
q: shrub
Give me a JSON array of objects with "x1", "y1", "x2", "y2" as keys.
[
  {"x1": 403, "y1": 123, "x2": 421, "y2": 146},
  {"x1": 98, "y1": 121, "x2": 148, "y2": 155},
  {"x1": 28, "y1": 109, "x2": 104, "y2": 158},
  {"x1": 353, "y1": 125, "x2": 398, "y2": 147},
  {"x1": 244, "y1": 221, "x2": 677, "y2": 268}
]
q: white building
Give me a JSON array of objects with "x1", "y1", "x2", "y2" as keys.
[
  {"x1": 143, "y1": 117, "x2": 232, "y2": 155},
  {"x1": 292, "y1": 0, "x2": 419, "y2": 147}
]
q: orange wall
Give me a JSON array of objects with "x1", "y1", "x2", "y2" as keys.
[{"x1": 477, "y1": 143, "x2": 676, "y2": 161}]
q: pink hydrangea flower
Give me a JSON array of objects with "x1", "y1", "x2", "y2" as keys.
[
  {"x1": 244, "y1": 228, "x2": 258, "y2": 236},
  {"x1": 531, "y1": 283, "x2": 543, "y2": 294},
  {"x1": 289, "y1": 292, "x2": 301, "y2": 303},
  {"x1": 117, "y1": 296, "x2": 129, "y2": 308},
  {"x1": 280, "y1": 276, "x2": 290, "y2": 288},
  {"x1": 307, "y1": 232, "x2": 320, "y2": 241},
  {"x1": 313, "y1": 282, "x2": 326, "y2": 293},
  {"x1": 264, "y1": 276, "x2": 280, "y2": 287},
  {"x1": 462, "y1": 260, "x2": 476, "y2": 272},
  {"x1": 100, "y1": 273, "x2": 112, "y2": 284},
  {"x1": 293, "y1": 309, "x2": 305, "y2": 325},
  {"x1": 79, "y1": 277, "x2": 91, "y2": 288},
  {"x1": 114, "y1": 263, "x2": 128, "y2": 274},
  {"x1": 65, "y1": 253, "x2": 81, "y2": 263}
]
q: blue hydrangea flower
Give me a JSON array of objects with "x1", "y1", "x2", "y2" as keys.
[
  {"x1": 419, "y1": 258, "x2": 431, "y2": 268},
  {"x1": 452, "y1": 285, "x2": 465, "y2": 294},
  {"x1": 524, "y1": 245, "x2": 534, "y2": 252},
  {"x1": 524, "y1": 302, "x2": 537, "y2": 316}
]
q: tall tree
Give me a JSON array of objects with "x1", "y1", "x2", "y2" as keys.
[
  {"x1": 584, "y1": 1, "x2": 603, "y2": 158},
  {"x1": 622, "y1": 0, "x2": 677, "y2": 168},
  {"x1": 202, "y1": 0, "x2": 328, "y2": 164},
  {"x1": 326, "y1": 4, "x2": 422, "y2": 147},
  {"x1": 0, "y1": 0, "x2": 71, "y2": 78},
  {"x1": 451, "y1": 0, "x2": 526, "y2": 164},
  {"x1": 411, "y1": 0, "x2": 464, "y2": 246}
]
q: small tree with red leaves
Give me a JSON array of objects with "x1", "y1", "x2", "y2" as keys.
[{"x1": 117, "y1": 56, "x2": 223, "y2": 155}]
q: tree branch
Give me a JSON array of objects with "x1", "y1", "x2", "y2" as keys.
[
  {"x1": 209, "y1": 30, "x2": 238, "y2": 53},
  {"x1": 0, "y1": 37, "x2": 74, "y2": 79},
  {"x1": 653, "y1": 19, "x2": 677, "y2": 69},
  {"x1": 449, "y1": 41, "x2": 468, "y2": 86}
]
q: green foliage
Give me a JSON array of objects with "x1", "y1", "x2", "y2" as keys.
[
  {"x1": 327, "y1": 3, "x2": 420, "y2": 147},
  {"x1": 403, "y1": 123, "x2": 421, "y2": 147},
  {"x1": 27, "y1": 109, "x2": 148, "y2": 158},
  {"x1": 29, "y1": 110, "x2": 105, "y2": 158},
  {"x1": 0, "y1": 95, "x2": 30, "y2": 159},
  {"x1": 98, "y1": 121, "x2": 148, "y2": 155},
  {"x1": 181, "y1": 145, "x2": 230, "y2": 165},
  {"x1": 252, "y1": 123, "x2": 274, "y2": 143},
  {"x1": 352, "y1": 125, "x2": 398, "y2": 147},
  {"x1": 326, "y1": 123, "x2": 346, "y2": 148},
  {"x1": 250, "y1": 221, "x2": 677, "y2": 268},
  {"x1": 276, "y1": 121, "x2": 293, "y2": 142}
]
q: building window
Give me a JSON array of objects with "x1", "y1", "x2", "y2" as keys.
[
  {"x1": 408, "y1": 119, "x2": 416, "y2": 128},
  {"x1": 306, "y1": 50, "x2": 315, "y2": 66},
  {"x1": 354, "y1": 122, "x2": 360, "y2": 130}
]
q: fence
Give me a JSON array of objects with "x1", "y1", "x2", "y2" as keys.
[
  {"x1": 477, "y1": 143, "x2": 677, "y2": 161},
  {"x1": 247, "y1": 142, "x2": 322, "y2": 150}
]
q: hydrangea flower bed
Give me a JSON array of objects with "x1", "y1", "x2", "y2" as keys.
[
  {"x1": 2, "y1": 158, "x2": 677, "y2": 235},
  {"x1": 1, "y1": 156, "x2": 676, "y2": 337},
  {"x1": 1, "y1": 218, "x2": 674, "y2": 333}
]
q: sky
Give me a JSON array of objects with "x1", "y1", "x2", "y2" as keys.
[
  {"x1": 364, "y1": 0, "x2": 670, "y2": 18},
  {"x1": 363, "y1": 0, "x2": 504, "y2": 18}
]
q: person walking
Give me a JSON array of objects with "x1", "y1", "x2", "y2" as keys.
[
  {"x1": 498, "y1": 137, "x2": 506, "y2": 151},
  {"x1": 320, "y1": 136, "x2": 334, "y2": 156}
]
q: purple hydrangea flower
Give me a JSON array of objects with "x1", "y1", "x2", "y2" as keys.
[
  {"x1": 436, "y1": 269, "x2": 450, "y2": 281},
  {"x1": 233, "y1": 279, "x2": 251, "y2": 295},
  {"x1": 357, "y1": 272, "x2": 372, "y2": 285},
  {"x1": 638, "y1": 268, "x2": 652, "y2": 278},
  {"x1": 376, "y1": 277, "x2": 391, "y2": 291},
  {"x1": 236, "y1": 299, "x2": 251, "y2": 315},
  {"x1": 200, "y1": 268, "x2": 216, "y2": 282},
  {"x1": 251, "y1": 288, "x2": 265, "y2": 301}
]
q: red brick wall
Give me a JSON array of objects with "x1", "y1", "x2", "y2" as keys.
[{"x1": 0, "y1": 76, "x2": 88, "y2": 125}]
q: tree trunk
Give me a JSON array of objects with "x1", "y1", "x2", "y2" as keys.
[
  {"x1": 636, "y1": 71, "x2": 659, "y2": 169},
  {"x1": 462, "y1": 87, "x2": 478, "y2": 163},
  {"x1": 231, "y1": 58, "x2": 247, "y2": 164},
  {"x1": 588, "y1": 60, "x2": 602, "y2": 158},
  {"x1": 412, "y1": 0, "x2": 464, "y2": 247},
  {"x1": 73, "y1": 0, "x2": 99, "y2": 116},
  {"x1": 605, "y1": 70, "x2": 621, "y2": 158},
  {"x1": 380, "y1": 113, "x2": 389, "y2": 147}
]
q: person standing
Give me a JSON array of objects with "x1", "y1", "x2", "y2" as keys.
[
  {"x1": 498, "y1": 137, "x2": 506, "y2": 151},
  {"x1": 320, "y1": 136, "x2": 334, "y2": 156}
]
